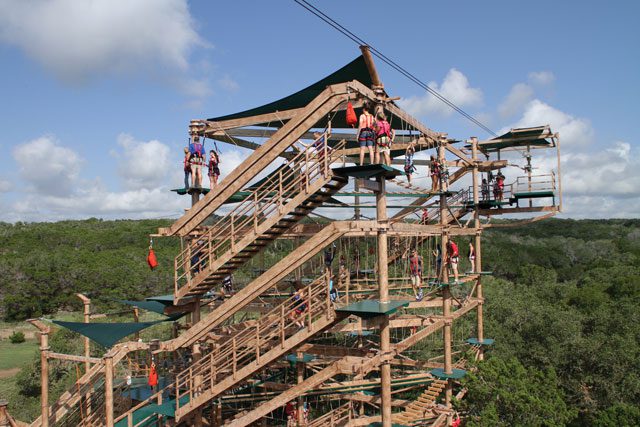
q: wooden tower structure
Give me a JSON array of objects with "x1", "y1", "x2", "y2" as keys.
[{"x1": 25, "y1": 48, "x2": 561, "y2": 427}]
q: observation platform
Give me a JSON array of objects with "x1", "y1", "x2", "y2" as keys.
[
  {"x1": 170, "y1": 187, "x2": 210, "y2": 196},
  {"x1": 336, "y1": 300, "x2": 411, "y2": 319},
  {"x1": 430, "y1": 368, "x2": 466, "y2": 380},
  {"x1": 466, "y1": 338, "x2": 495, "y2": 346},
  {"x1": 333, "y1": 164, "x2": 403, "y2": 180}
]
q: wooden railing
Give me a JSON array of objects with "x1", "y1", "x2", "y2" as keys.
[
  {"x1": 174, "y1": 137, "x2": 346, "y2": 294},
  {"x1": 173, "y1": 275, "x2": 333, "y2": 413},
  {"x1": 307, "y1": 401, "x2": 352, "y2": 427}
]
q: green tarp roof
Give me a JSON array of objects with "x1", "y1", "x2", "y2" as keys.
[
  {"x1": 117, "y1": 299, "x2": 173, "y2": 315},
  {"x1": 51, "y1": 319, "x2": 172, "y2": 348},
  {"x1": 473, "y1": 125, "x2": 556, "y2": 152},
  {"x1": 208, "y1": 56, "x2": 373, "y2": 129}
]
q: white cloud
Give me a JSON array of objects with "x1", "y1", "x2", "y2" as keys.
[
  {"x1": 400, "y1": 68, "x2": 483, "y2": 117},
  {"x1": 218, "y1": 75, "x2": 239, "y2": 91},
  {"x1": 528, "y1": 71, "x2": 555, "y2": 86},
  {"x1": 0, "y1": 180, "x2": 10, "y2": 193},
  {"x1": 115, "y1": 134, "x2": 171, "y2": 190},
  {"x1": 12, "y1": 135, "x2": 82, "y2": 196},
  {"x1": 0, "y1": 0, "x2": 210, "y2": 96},
  {"x1": 504, "y1": 100, "x2": 595, "y2": 147},
  {"x1": 498, "y1": 83, "x2": 534, "y2": 118}
]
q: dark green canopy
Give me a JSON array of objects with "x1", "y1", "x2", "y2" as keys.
[
  {"x1": 117, "y1": 299, "x2": 173, "y2": 315},
  {"x1": 472, "y1": 125, "x2": 556, "y2": 152},
  {"x1": 208, "y1": 56, "x2": 373, "y2": 129},
  {"x1": 51, "y1": 319, "x2": 174, "y2": 348}
]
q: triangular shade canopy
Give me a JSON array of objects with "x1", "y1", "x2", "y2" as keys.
[{"x1": 208, "y1": 56, "x2": 373, "y2": 129}]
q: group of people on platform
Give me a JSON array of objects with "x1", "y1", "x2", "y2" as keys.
[
  {"x1": 183, "y1": 134, "x2": 221, "y2": 190},
  {"x1": 482, "y1": 170, "x2": 506, "y2": 202},
  {"x1": 408, "y1": 239, "x2": 476, "y2": 301}
]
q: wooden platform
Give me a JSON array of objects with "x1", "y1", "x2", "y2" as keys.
[{"x1": 336, "y1": 300, "x2": 411, "y2": 319}]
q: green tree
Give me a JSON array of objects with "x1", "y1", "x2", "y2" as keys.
[{"x1": 461, "y1": 356, "x2": 577, "y2": 426}]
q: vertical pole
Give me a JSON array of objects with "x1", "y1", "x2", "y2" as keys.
[
  {"x1": 192, "y1": 298, "x2": 203, "y2": 427},
  {"x1": 376, "y1": 177, "x2": 391, "y2": 427},
  {"x1": 105, "y1": 356, "x2": 114, "y2": 427},
  {"x1": 41, "y1": 331, "x2": 50, "y2": 427},
  {"x1": 354, "y1": 179, "x2": 361, "y2": 220},
  {"x1": 439, "y1": 142, "x2": 453, "y2": 426},
  {"x1": 76, "y1": 293, "x2": 93, "y2": 421},
  {"x1": 471, "y1": 138, "x2": 484, "y2": 360},
  {"x1": 556, "y1": 133, "x2": 562, "y2": 212},
  {"x1": 133, "y1": 307, "x2": 140, "y2": 341},
  {"x1": 297, "y1": 351, "x2": 305, "y2": 425}
]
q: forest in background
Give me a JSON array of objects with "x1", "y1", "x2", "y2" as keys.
[{"x1": 0, "y1": 218, "x2": 638, "y2": 425}]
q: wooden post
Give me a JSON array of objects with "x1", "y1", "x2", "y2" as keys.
[
  {"x1": 556, "y1": 133, "x2": 562, "y2": 212},
  {"x1": 354, "y1": 179, "x2": 361, "y2": 220},
  {"x1": 359, "y1": 45, "x2": 382, "y2": 88},
  {"x1": 376, "y1": 177, "x2": 392, "y2": 427},
  {"x1": 192, "y1": 298, "x2": 203, "y2": 427},
  {"x1": 105, "y1": 355, "x2": 114, "y2": 427},
  {"x1": 438, "y1": 141, "x2": 453, "y2": 426},
  {"x1": 28, "y1": 319, "x2": 50, "y2": 427},
  {"x1": 75, "y1": 293, "x2": 93, "y2": 420},
  {"x1": 297, "y1": 351, "x2": 305, "y2": 426},
  {"x1": 471, "y1": 137, "x2": 484, "y2": 361}
]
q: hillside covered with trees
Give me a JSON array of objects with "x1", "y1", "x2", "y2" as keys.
[{"x1": 0, "y1": 218, "x2": 638, "y2": 425}]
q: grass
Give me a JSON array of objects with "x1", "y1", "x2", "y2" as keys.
[{"x1": 0, "y1": 339, "x2": 38, "y2": 371}]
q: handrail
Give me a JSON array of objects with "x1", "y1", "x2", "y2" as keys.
[
  {"x1": 173, "y1": 275, "x2": 332, "y2": 412},
  {"x1": 174, "y1": 137, "x2": 346, "y2": 294}
]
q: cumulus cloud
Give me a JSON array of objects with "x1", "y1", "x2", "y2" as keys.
[
  {"x1": 498, "y1": 83, "x2": 534, "y2": 118},
  {"x1": 528, "y1": 71, "x2": 555, "y2": 86},
  {"x1": 114, "y1": 133, "x2": 171, "y2": 190},
  {"x1": 13, "y1": 135, "x2": 82, "y2": 196},
  {"x1": 504, "y1": 100, "x2": 595, "y2": 147},
  {"x1": 400, "y1": 68, "x2": 483, "y2": 117},
  {"x1": 0, "y1": 0, "x2": 213, "y2": 102},
  {"x1": 0, "y1": 180, "x2": 10, "y2": 193},
  {"x1": 218, "y1": 75, "x2": 239, "y2": 92},
  {"x1": 2, "y1": 133, "x2": 191, "y2": 222}
]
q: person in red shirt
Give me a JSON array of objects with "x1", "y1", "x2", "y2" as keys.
[
  {"x1": 447, "y1": 239, "x2": 460, "y2": 283},
  {"x1": 148, "y1": 361, "x2": 158, "y2": 391},
  {"x1": 285, "y1": 401, "x2": 297, "y2": 426}
]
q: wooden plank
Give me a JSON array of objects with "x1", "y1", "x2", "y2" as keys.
[{"x1": 45, "y1": 352, "x2": 102, "y2": 364}]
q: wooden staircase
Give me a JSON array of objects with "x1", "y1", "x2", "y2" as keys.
[
  {"x1": 174, "y1": 140, "x2": 347, "y2": 303},
  {"x1": 393, "y1": 379, "x2": 447, "y2": 425},
  {"x1": 172, "y1": 277, "x2": 346, "y2": 421}
]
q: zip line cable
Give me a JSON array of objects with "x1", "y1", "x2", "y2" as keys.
[{"x1": 293, "y1": 0, "x2": 498, "y2": 137}]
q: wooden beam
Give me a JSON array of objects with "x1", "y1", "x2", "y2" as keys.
[
  {"x1": 164, "y1": 82, "x2": 350, "y2": 237},
  {"x1": 45, "y1": 352, "x2": 103, "y2": 364},
  {"x1": 201, "y1": 107, "x2": 306, "y2": 132}
]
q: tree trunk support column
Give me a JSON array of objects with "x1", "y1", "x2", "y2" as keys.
[
  {"x1": 471, "y1": 137, "x2": 485, "y2": 361},
  {"x1": 376, "y1": 177, "x2": 392, "y2": 427},
  {"x1": 105, "y1": 355, "x2": 114, "y2": 427},
  {"x1": 28, "y1": 319, "x2": 50, "y2": 427},
  {"x1": 438, "y1": 141, "x2": 453, "y2": 426}
]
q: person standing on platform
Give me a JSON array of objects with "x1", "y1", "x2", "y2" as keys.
[
  {"x1": 468, "y1": 241, "x2": 476, "y2": 272},
  {"x1": 409, "y1": 249, "x2": 423, "y2": 301},
  {"x1": 357, "y1": 103, "x2": 376, "y2": 165},
  {"x1": 183, "y1": 147, "x2": 192, "y2": 189},
  {"x1": 496, "y1": 170, "x2": 506, "y2": 201},
  {"x1": 374, "y1": 112, "x2": 393, "y2": 166},
  {"x1": 189, "y1": 135, "x2": 204, "y2": 188},
  {"x1": 208, "y1": 150, "x2": 220, "y2": 189},
  {"x1": 404, "y1": 141, "x2": 416, "y2": 184},
  {"x1": 430, "y1": 155, "x2": 441, "y2": 192},
  {"x1": 481, "y1": 178, "x2": 490, "y2": 201},
  {"x1": 447, "y1": 239, "x2": 460, "y2": 283}
]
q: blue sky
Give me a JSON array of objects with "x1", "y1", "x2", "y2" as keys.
[{"x1": 0, "y1": 0, "x2": 638, "y2": 221}]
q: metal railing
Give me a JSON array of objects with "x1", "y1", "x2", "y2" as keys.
[{"x1": 174, "y1": 137, "x2": 346, "y2": 295}]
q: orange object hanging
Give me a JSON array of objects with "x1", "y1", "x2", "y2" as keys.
[
  {"x1": 147, "y1": 248, "x2": 158, "y2": 270},
  {"x1": 148, "y1": 363, "x2": 158, "y2": 387},
  {"x1": 346, "y1": 102, "x2": 357, "y2": 127}
]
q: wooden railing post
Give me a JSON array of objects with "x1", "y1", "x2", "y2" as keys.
[
  {"x1": 280, "y1": 305, "x2": 286, "y2": 348},
  {"x1": 256, "y1": 324, "x2": 260, "y2": 364},
  {"x1": 230, "y1": 214, "x2": 236, "y2": 252},
  {"x1": 232, "y1": 338, "x2": 237, "y2": 379}
]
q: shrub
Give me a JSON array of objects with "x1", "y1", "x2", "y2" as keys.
[{"x1": 9, "y1": 330, "x2": 26, "y2": 344}]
